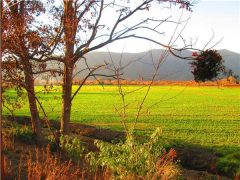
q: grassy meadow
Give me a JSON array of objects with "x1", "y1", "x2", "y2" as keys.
[{"x1": 4, "y1": 85, "x2": 240, "y2": 148}]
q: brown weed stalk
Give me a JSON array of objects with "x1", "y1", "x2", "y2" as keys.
[{"x1": 27, "y1": 145, "x2": 82, "y2": 180}]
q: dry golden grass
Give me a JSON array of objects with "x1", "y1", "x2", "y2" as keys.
[
  {"x1": 2, "y1": 129, "x2": 15, "y2": 150},
  {"x1": 153, "y1": 149, "x2": 181, "y2": 179},
  {"x1": 25, "y1": 145, "x2": 82, "y2": 180}
]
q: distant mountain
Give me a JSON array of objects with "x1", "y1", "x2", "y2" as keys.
[
  {"x1": 218, "y1": 49, "x2": 240, "y2": 77},
  {"x1": 73, "y1": 49, "x2": 240, "y2": 81}
]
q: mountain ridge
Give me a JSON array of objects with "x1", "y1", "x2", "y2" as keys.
[{"x1": 77, "y1": 49, "x2": 240, "y2": 81}]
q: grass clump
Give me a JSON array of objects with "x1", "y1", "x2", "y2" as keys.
[
  {"x1": 217, "y1": 152, "x2": 240, "y2": 178},
  {"x1": 87, "y1": 128, "x2": 181, "y2": 179}
]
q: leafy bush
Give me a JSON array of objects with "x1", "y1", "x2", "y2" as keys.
[
  {"x1": 59, "y1": 135, "x2": 85, "y2": 162},
  {"x1": 9, "y1": 126, "x2": 35, "y2": 144},
  {"x1": 86, "y1": 128, "x2": 181, "y2": 179},
  {"x1": 191, "y1": 49, "x2": 225, "y2": 82}
]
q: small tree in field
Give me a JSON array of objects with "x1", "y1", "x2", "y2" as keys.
[{"x1": 191, "y1": 50, "x2": 225, "y2": 82}]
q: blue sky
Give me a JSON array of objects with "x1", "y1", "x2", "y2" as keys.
[{"x1": 102, "y1": 0, "x2": 240, "y2": 53}]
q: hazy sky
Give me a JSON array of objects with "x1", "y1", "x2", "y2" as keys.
[
  {"x1": 37, "y1": 0, "x2": 240, "y2": 53},
  {"x1": 183, "y1": 0, "x2": 240, "y2": 53},
  {"x1": 100, "y1": 0, "x2": 240, "y2": 53}
]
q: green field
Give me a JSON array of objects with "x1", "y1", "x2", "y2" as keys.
[
  {"x1": 4, "y1": 85, "x2": 240, "y2": 176},
  {"x1": 4, "y1": 85, "x2": 240, "y2": 147}
]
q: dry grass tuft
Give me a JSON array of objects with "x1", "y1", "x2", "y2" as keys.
[
  {"x1": 2, "y1": 130, "x2": 15, "y2": 150},
  {"x1": 153, "y1": 148, "x2": 182, "y2": 179},
  {"x1": 26, "y1": 145, "x2": 82, "y2": 180}
]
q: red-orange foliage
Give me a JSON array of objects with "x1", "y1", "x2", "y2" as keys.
[{"x1": 2, "y1": 0, "x2": 60, "y2": 145}]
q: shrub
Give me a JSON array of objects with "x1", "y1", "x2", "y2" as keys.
[
  {"x1": 9, "y1": 126, "x2": 36, "y2": 144},
  {"x1": 59, "y1": 135, "x2": 85, "y2": 162},
  {"x1": 86, "y1": 128, "x2": 181, "y2": 179},
  {"x1": 190, "y1": 49, "x2": 225, "y2": 82}
]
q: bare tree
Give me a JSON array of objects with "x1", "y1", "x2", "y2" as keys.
[{"x1": 48, "y1": 0, "x2": 194, "y2": 134}]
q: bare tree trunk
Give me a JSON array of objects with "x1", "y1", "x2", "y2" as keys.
[
  {"x1": 61, "y1": 1, "x2": 76, "y2": 134},
  {"x1": 0, "y1": 1, "x2": 3, "y2": 178},
  {"x1": 61, "y1": 65, "x2": 73, "y2": 134},
  {"x1": 23, "y1": 62, "x2": 43, "y2": 145}
]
